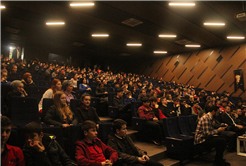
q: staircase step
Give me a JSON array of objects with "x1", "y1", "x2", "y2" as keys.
[
  {"x1": 99, "y1": 116, "x2": 114, "y2": 122},
  {"x1": 158, "y1": 158, "x2": 180, "y2": 166}
]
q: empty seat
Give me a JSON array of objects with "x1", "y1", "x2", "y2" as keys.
[
  {"x1": 27, "y1": 86, "x2": 48, "y2": 101},
  {"x1": 188, "y1": 115, "x2": 198, "y2": 133},
  {"x1": 42, "y1": 98, "x2": 54, "y2": 122},
  {"x1": 177, "y1": 116, "x2": 194, "y2": 136},
  {"x1": 9, "y1": 96, "x2": 40, "y2": 128}
]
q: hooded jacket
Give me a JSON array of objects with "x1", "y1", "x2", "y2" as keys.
[
  {"x1": 23, "y1": 133, "x2": 73, "y2": 166},
  {"x1": 75, "y1": 138, "x2": 118, "y2": 166}
]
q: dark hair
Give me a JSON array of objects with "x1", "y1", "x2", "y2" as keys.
[
  {"x1": 198, "y1": 110, "x2": 205, "y2": 119},
  {"x1": 149, "y1": 96, "x2": 157, "y2": 102},
  {"x1": 112, "y1": 119, "x2": 127, "y2": 133},
  {"x1": 173, "y1": 98, "x2": 179, "y2": 102},
  {"x1": 207, "y1": 105, "x2": 219, "y2": 113},
  {"x1": 81, "y1": 93, "x2": 91, "y2": 101},
  {"x1": 81, "y1": 120, "x2": 97, "y2": 138},
  {"x1": 142, "y1": 97, "x2": 150, "y2": 103},
  {"x1": 116, "y1": 88, "x2": 123, "y2": 93},
  {"x1": 24, "y1": 122, "x2": 43, "y2": 135},
  {"x1": 1, "y1": 116, "x2": 12, "y2": 127},
  {"x1": 126, "y1": 91, "x2": 132, "y2": 96},
  {"x1": 193, "y1": 101, "x2": 199, "y2": 105}
]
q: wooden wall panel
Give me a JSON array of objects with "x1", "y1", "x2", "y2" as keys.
[{"x1": 142, "y1": 43, "x2": 246, "y2": 99}]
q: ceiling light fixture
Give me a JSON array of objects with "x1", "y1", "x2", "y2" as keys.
[
  {"x1": 91, "y1": 34, "x2": 109, "y2": 37},
  {"x1": 126, "y1": 43, "x2": 142, "y2": 46},
  {"x1": 159, "y1": 34, "x2": 177, "y2": 38},
  {"x1": 169, "y1": 3, "x2": 195, "y2": 6},
  {"x1": 185, "y1": 45, "x2": 201, "y2": 47},
  {"x1": 70, "y1": 3, "x2": 94, "y2": 6},
  {"x1": 46, "y1": 22, "x2": 65, "y2": 25},
  {"x1": 154, "y1": 51, "x2": 167, "y2": 54},
  {"x1": 204, "y1": 23, "x2": 225, "y2": 26},
  {"x1": 0, "y1": 6, "x2": 6, "y2": 9},
  {"x1": 227, "y1": 36, "x2": 245, "y2": 39}
]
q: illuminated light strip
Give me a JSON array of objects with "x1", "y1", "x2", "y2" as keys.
[
  {"x1": 185, "y1": 45, "x2": 201, "y2": 47},
  {"x1": 154, "y1": 51, "x2": 167, "y2": 54},
  {"x1": 227, "y1": 36, "x2": 245, "y2": 39},
  {"x1": 0, "y1": 6, "x2": 6, "y2": 9},
  {"x1": 46, "y1": 22, "x2": 65, "y2": 25},
  {"x1": 204, "y1": 23, "x2": 225, "y2": 26},
  {"x1": 159, "y1": 35, "x2": 177, "y2": 38},
  {"x1": 126, "y1": 43, "x2": 142, "y2": 46},
  {"x1": 169, "y1": 3, "x2": 195, "y2": 6},
  {"x1": 91, "y1": 34, "x2": 109, "y2": 37},
  {"x1": 70, "y1": 3, "x2": 94, "y2": 6}
]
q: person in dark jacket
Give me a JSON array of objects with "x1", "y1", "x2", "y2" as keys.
[
  {"x1": 23, "y1": 122, "x2": 73, "y2": 166},
  {"x1": 150, "y1": 97, "x2": 166, "y2": 120},
  {"x1": 44, "y1": 91, "x2": 77, "y2": 127},
  {"x1": 113, "y1": 88, "x2": 131, "y2": 113},
  {"x1": 75, "y1": 120, "x2": 118, "y2": 166},
  {"x1": 21, "y1": 72, "x2": 35, "y2": 91},
  {"x1": 159, "y1": 97, "x2": 172, "y2": 117},
  {"x1": 74, "y1": 93, "x2": 101, "y2": 127},
  {"x1": 107, "y1": 119, "x2": 163, "y2": 166},
  {"x1": 124, "y1": 91, "x2": 136, "y2": 105}
]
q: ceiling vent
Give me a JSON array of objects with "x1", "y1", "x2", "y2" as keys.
[
  {"x1": 119, "y1": 53, "x2": 131, "y2": 56},
  {"x1": 71, "y1": 42, "x2": 84, "y2": 47},
  {"x1": 4, "y1": 27, "x2": 20, "y2": 34},
  {"x1": 175, "y1": 39, "x2": 192, "y2": 45},
  {"x1": 122, "y1": 18, "x2": 143, "y2": 27}
]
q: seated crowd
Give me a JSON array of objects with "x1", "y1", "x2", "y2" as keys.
[{"x1": 1, "y1": 57, "x2": 246, "y2": 166}]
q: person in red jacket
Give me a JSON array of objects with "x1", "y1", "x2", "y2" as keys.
[
  {"x1": 75, "y1": 120, "x2": 118, "y2": 166},
  {"x1": 150, "y1": 97, "x2": 167, "y2": 120},
  {"x1": 137, "y1": 97, "x2": 165, "y2": 146},
  {"x1": 1, "y1": 116, "x2": 25, "y2": 166}
]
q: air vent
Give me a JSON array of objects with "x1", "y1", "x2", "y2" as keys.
[
  {"x1": 71, "y1": 42, "x2": 84, "y2": 47},
  {"x1": 216, "y1": 55, "x2": 223, "y2": 63},
  {"x1": 119, "y1": 53, "x2": 131, "y2": 56},
  {"x1": 122, "y1": 18, "x2": 143, "y2": 27},
  {"x1": 4, "y1": 27, "x2": 20, "y2": 34},
  {"x1": 175, "y1": 39, "x2": 192, "y2": 45}
]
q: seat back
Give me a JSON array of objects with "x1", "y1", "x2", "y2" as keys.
[
  {"x1": 163, "y1": 117, "x2": 182, "y2": 138},
  {"x1": 98, "y1": 122, "x2": 112, "y2": 143},
  {"x1": 9, "y1": 97, "x2": 40, "y2": 128},
  {"x1": 188, "y1": 115, "x2": 198, "y2": 132},
  {"x1": 108, "y1": 92, "x2": 116, "y2": 106},
  {"x1": 131, "y1": 101, "x2": 142, "y2": 117},
  {"x1": 76, "y1": 90, "x2": 85, "y2": 99},
  {"x1": 27, "y1": 86, "x2": 48, "y2": 101},
  {"x1": 42, "y1": 98, "x2": 54, "y2": 121},
  {"x1": 39, "y1": 80, "x2": 52, "y2": 88},
  {"x1": 177, "y1": 116, "x2": 192, "y2": 136},
  {"x1": 70, "y1": 99, "x2": 81, "y2": 113},
  {"x1": 42, "y1": 126, "x2": 65, "y2": 149},
  {"x1": 6, "y1": 129, "x2": 20, "y2": 147},
  {"x1": 1, "y1": 84, "x2": 11, "y2": 99},
  {"x1": 91, "y1": 97, "x2": 100, "y2": 108}
]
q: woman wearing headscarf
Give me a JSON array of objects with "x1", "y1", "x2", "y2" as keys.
[
  {"x1": 21, "y1": 72, "x2": 35, "y2": 91},
  {"x1": 62, "y1": 80, "x2": 76, "y2": 106}
]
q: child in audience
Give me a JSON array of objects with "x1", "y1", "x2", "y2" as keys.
[
  {"x1": 1, "y1": 70, "x2": 11, "y2": 85},
  {"x1": 38, "y1": 79, "x2": 62, "y2": 113},
  {"x1": 107, "y1": 119, "x2": 163, "y2": 166},
  {"x1": 1, "y1": 116, "x2": 25, "y2": 166},
  {"x1": 44, "y1": 91, "x2": 77, "y2": 136},
  {"x1": 75, "y1": 120, "x2": 118, "y2": 166},
  {"x1": 23, "y1": 122, "x2": 73, "y2": 166},
  {"x1": 124, "y1": 91, "x2": 136, "y2": 105}
]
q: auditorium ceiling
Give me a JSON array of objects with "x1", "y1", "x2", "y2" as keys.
[{"x1": 1, "y1": 1, "x2": 246, "y2": 58}]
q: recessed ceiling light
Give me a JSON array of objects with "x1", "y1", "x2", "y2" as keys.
[
  {"x1": 46, "y1": 22, "x2": 65, "y2": 25},
  {"x1": 169, "y1": 3, "x2": 195, "y2": 6},
  {"x1": 227, "y1": 36, "x2": 245, "y2": 39},
  {"x1": 204, "y1": 23, "x2": 225, "y2": 26},
  {"x1": 159, "y1": 35, "x2": 177, "y2": 38},
  {"x1": 70, "y1": 3, "x2": 94, "y2": 6},
  {"x1": 154, "y1": 51, "x2": 167, "y2": 54},
  {"x1": 0, "y1": 6, "x2": 5, "y2": 9},
  {"x1": 185, "y1": 45, "x2": 201, "y2": 47},
  {"x1": 126, "y1": 43, "x2": 142, "y2": 46},
  {"x1": 91, "y1": 34, "x2": 109, "y2": 37}
]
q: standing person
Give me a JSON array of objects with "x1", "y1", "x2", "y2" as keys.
[
  {"x1": 194, "y1": 105, "x2": 230, "y2": 166},
  {"x1": 23, "y1": 122, "x2": 73, "y2": 166},
  {"x1": 1, "y1": 116, "x2": 25, "y2": 166},
  {"x1": 107, "y1": 119, "x2": 163, "y2": 166},
  {"x1": 75, "y1": 120, "x2": 118, "y2": 166},
  {"x1": 12, "y1": 46, "x2": 20, "y2": 60},
  {"x1": 38, "y1": 79, "x2": 62, "y2": 113}
]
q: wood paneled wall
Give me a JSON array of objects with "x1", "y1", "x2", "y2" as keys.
[{"x1": 141, "y1": 43, "x2": 246, "y2": 99}]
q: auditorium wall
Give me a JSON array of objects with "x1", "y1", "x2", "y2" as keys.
[{"x1": 138, "y1": 43, "x2": 246, "y2": 99}]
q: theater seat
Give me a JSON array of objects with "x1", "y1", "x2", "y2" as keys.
[
  {"x1": 177, "y1": 116, "x2": 194, "y2": 137},
  {"x1": 42, "y1": 98, "x2": 54, "y2": 122},
  {"x1": 9, "y1": 96, "x2": 40, "y2": 128},
  {"x1": 188, "y1": 115, "x2": 198, "y2": 133},
  {"x1": 27, "y1": 86, "x2": 48, "y2": 101},
  {"x1": 131, "y1": 101, "x2": 145, "y2": 131}
]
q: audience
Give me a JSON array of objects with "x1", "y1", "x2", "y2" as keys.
[
  {"x1": 1, "y1": 116, "x2": 25, "y2": 166},
  {"x1": 23, "y1": 122, "x2": 72, "y2": 166},
  {"x1": 62, "y1": 80, "x2": 75, "y2": 106},
  {"x1": 124, "y1": 91, "x2": 136, "y2": 105},
  {"x1": 79, "y1": 77, "x2": 91, "y2": 91},
  {"x1": 113, "y1": 88, "x2": 131, "y2": 113},
  {"x1": 21, "y1": 72, "x2": 35, "y2": 90},
  {"x1": 75, "y1": 120, "x2": 118, "y2": 166},
  {"x1": 107, "y1": 119, "x2": 163, "y2": 166}
]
